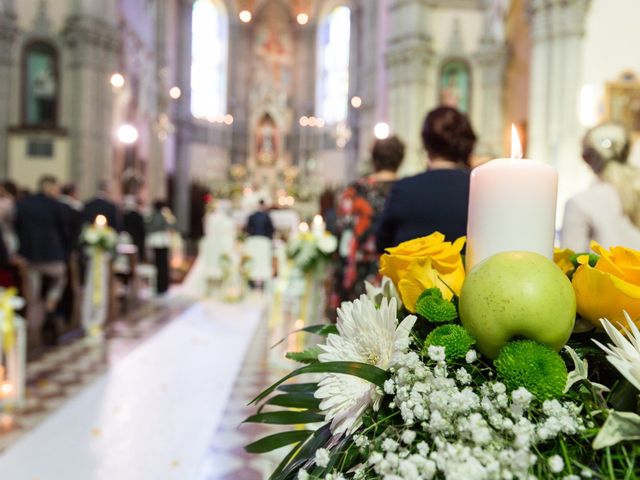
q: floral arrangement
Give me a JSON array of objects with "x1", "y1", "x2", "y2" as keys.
[
  {"x1": 245, "y1": 233, "x2": 640, "y2": 479},
  {"x1": 80, "y1": 223, "x2": 118, "y2": 253},
  {"x1": 287, "y1": 230, "x2": 338, "y2": 274}
]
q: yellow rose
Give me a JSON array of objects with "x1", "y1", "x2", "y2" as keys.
[
  {"x1": 553, "y1": 247, "x2": 575, "y2": 276},
  {"x1": 572, "y1": 241, "x2": 640, "y2": 329},
  {"x1": 379, "y1": 233, "x2": 466, "y2": 312}
]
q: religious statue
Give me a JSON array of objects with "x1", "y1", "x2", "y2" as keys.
[{"x1": 256, "y1": 114, "x2": 279, "y2": 166}]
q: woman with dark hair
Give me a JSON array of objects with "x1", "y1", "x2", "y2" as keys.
[
  {"x1": 376, "y1": 106, "x2": 476, "y2": 251},
  {"x1": 336, "y1": 135, "x2": 406, "y2": 302}
]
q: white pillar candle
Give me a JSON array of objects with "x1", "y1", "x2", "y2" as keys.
[{"x1": 466, "y1": 126, "x2": 558, "y2": 270}]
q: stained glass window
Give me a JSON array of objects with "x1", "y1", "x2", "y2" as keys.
[
  {"x1": 191, "y1": 0, "x2": 228, "y2": 119},
  {"x1": 317, "y1": 6, "x2": 351, "y2": 125}
]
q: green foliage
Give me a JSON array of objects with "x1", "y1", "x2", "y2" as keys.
[
  {"x1": 244, "y1": 430, "x2": 314, "y2": 454},
  {"x1": 285, "y1": 346, "x2": 323, "y2": 364},
  {"x1": 271, "y1": 324, "x2": 338, "y2": 348},
  {"x1": 495, "y1": 340, "x2": 568, "y2": 400},
  {"x1": 423, "y1": 324, "x2": 475, "y2": 361},
  {"x1": 416, "y1": 288, "x2": 458, "y2": 323},
  {"x1": 249, "y1": 361, "x2": 388, "y2": 406}
]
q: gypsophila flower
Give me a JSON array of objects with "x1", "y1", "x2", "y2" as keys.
[
  {"x1": 382, "y1": 438, "x2": 399, "y2": 452},
  {"x1": 384, "y1": 379, "x2": 396, "y2": 394},
  {"x1": 315, "y1": 448, "x2": 330, "y2": 468},
  {"x1": 492, "y1": 382, "x2": 506, "y2": 395},
  {"x1": 401, "y1": 430, "x2": 417, "y2": 445},
  {"x1": 512, "y1": 387, "x2": 533, "y2": 406},
  {"x1": 548, "y1": 455, "x2": 565, "y2": 473},
  {"x1": 581, "y1": 469, "x2": 593, "y2": 478},
  {"x1": 465, "y1": 349, "x2": 478, "y2": 363},
  {"x1": 353, "y1": 468, "x2": 366, "y2": 480},
  {"x1": 428, "y1": 345, "x2": 446, "y2": 362},
  {"x1": 354, "y1": 434, "x2": 370, "y2": 448},
  {"x1": 456, "y1": 367, "x2": 472, "y2": 385},
  {"x1": 417, "y1": 441, "x2": 430, "y2": 456},
  {"x1": 297, "y1": 469, "x2": 309, "y2": 480},
  {"x1": 324, "y1": 474, "x2": 346, "y2": 480},
  {"x1": 563, "y1": 476, "x2": 580, "y2": 480}
]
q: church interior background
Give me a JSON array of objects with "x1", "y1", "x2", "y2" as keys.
[
  {"x1": 5, "y1": 0, "x2": 639, "y2": 233},
  {"x1": 0, "y1": 0, "x2": 640, "y2": 478}
]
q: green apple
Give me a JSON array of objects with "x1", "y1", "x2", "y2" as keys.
[{"x1": 459, "y1": 251, "x2": 576, "y2": 359}]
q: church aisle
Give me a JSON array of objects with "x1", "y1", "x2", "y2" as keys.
[{"x1": 0, "y1": 297, "x2": 266, "y2": 480}]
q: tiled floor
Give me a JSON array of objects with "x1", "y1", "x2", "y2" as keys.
[
  {"x1": 199, "y1": 310, "x2": 291, "y2": 479},
  {"x1": 0, "y1": 297, "x2": 193, "y2": 452}
]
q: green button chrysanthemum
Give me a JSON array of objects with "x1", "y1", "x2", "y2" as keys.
[
  {"x1": 423, "y1": 324, "x2": 475, "y2": 361},
  {"x1": 416, "y1": 288, "x2": 458, "y2": 323},
  {"x1": 494, "y1": 340, "x2": 568, "y2": 400}
]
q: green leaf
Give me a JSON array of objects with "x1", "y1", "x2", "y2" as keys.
[
  {"x1": 271, "y1": 324, "x2": 338, "y2": 348},
  {"x1": 264, "y1": 392, "x2": 320, "y2": 410},
  {"x1": 245, "y1": 430, "x2": 314, "y2": 454},
  {"x1": 593, "y1": 410, "x2": 640, "y2": 449},
  {"x1": 271, "y1": 424, "x2": 333, "y2": 480},
  {"x1": 286, "y1": 346, "x2": 323, "y2": 364},
  {"x1": 249, "y1": 361, "x2": 388, "y2": 406},
  {"x1": 244, "y1": 410, "x2": 325, "y2": 425},
  {"x1": 277, "y1": 382, "x2": 318, "y2": 393}
]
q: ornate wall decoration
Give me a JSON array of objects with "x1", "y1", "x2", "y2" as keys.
[
  {"x1": 439, "y1": 59, "x2": 472, "y2": 114},
  {"x1": 606, "y1": 71, "x2": 640, "y2": 135}
]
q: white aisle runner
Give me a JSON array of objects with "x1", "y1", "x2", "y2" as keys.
[{"x1": 0, "y1": 299, "x2": 264, "y2": 480}]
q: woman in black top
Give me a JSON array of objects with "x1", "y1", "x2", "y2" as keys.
[{"x1": 376, "y1": 106, "x2": 477, "y2": 251}]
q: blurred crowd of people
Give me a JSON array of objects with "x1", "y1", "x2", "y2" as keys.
[
  {"x1": 327, "y1": 106, "x2": 640, "y2": 310},
  {"x1": 0, "y1": 175, "x2": 175, "y2": 355}
]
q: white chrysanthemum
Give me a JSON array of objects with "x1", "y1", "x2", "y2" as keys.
[
  {"x1": 593, "y1": 311, "x2": 640, "y2": 392},
  {"x1": 315, "y1": 295, "x2": 416, "y2": 434}
]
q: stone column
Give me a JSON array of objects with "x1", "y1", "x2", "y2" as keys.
[
  {"x1": 173, "y1": 0, "x2": 194, "y2": 233},
  {"x1": 527, "y1": 0, "x2": 552, "y2": 163},
  {"x1": 62, "y1": 14, "x2": 120, "y2": 198},
  {"x1": 386, "y1": 0, "x2": 435, "y2": 176},
  {"x1": 555, "y1": 0, "x2": 591, "y2": 215},
  {"x1": 353, "y1": 0, "x2": 381, "y2": 174},
  {"x1": 148, "y1": 0, "x2": 169, "y2": 202},
  {"x1": 0, "y1": 8, "x2": 18, "y2": 177},
  {"x1": 475, "y1": 38, "x2": 507, "y2": 156},
  {"x1": 527, "y1": 0, "x2": 591, "y2": 224}
]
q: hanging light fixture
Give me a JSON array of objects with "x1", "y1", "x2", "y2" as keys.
[
  {"x1": 293, "y1": 0, "x2": 311, "y2": 25},
  {"x1": 236, "y1": 0, "x2": 255, "y2": 23}
]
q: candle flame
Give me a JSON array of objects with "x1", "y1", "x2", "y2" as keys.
[
  {"x1": 299, "y1": 222, "x2": 309, "y2": 233},
  {"x1": 0, "y1": 382, "x2": 13, "y2": 395},
  {"x1": 313, "y1": 214, "x2": 323, "y2": 225},
  {"x1": 511, "y1": 124, "x2": 523, "y2": 159},
  {"x1": 95, "y1": 215, "x2": 107, "y2": 227}
]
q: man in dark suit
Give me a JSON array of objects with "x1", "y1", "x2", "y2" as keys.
[
  {"x1": 16, "y1": 175, "x2": 69, "y2": 345},
  {"x1": 123, "y1": 195, "x2": 146, "y2": 262},
  {"x1": 245, "y1": 200, "x2": 275, "y2": 238},
  {"x1": 83, "y1": 180, "x2": 121, "y2": 231}
]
